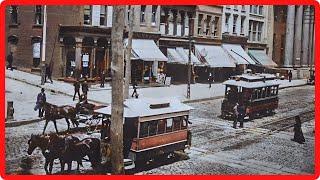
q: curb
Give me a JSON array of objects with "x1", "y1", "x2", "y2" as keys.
[{"x1": 5, "y1": 118, "x2": 43, "y2": 127}]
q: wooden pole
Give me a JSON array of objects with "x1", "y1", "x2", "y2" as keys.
[
  {"x1": 110, "y1": 5, "x2": 125, "y2": 174},
  {"x1": 124, "y1": 6, "x2": 135, "y2": 99}
]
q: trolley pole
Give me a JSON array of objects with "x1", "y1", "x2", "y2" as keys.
[
  {"x1": 40, "y1": 5, "x2": 47, "y2": 85},
  {"x1": 187, "y1": 35, "x2": 191, "y2": 99}
]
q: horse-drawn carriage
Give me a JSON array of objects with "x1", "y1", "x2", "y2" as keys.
[
  {"x1": 221, "y1": 73, "x2": 280, "y2": 120},
  {"x1": 94, "y1": 98, "x2": 193, "y2": 164}
]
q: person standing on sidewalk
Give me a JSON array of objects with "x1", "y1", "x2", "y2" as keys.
[
  {"x1": 100, "y1": 70, "x2": 105, "y2": 88},
  {"x1": 7, "y1": 52, "x2": 13, "y2": 71},
  {"x1": 208, "y1": 72, "x2": 214, "y2": 88},
  {"x1": 35, "y1": 88, "x2": 46, "y2": 118},
  {"x1": 131, "y1": 80, "x2": 139, "y2": 98},
  {"x1": 288, "y1": 70, "x2": 292, "y2": 82},
  {"x1": 45, "y1": 64, "x2": 53, "y2": 83},
  {"x1": 73, "y1": 79, "x2": 81, "y2": 101},
  {"x1": 82, "y1": 79, "x2": 89, "y2": 95}
]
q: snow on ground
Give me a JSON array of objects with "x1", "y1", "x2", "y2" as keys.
[{"x1": 5, "y1": 69, "x2": 308, "y2": 121}]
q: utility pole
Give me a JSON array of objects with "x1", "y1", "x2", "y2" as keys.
[
  {"x1": 187, "y1": 35, "x2": 191, "y2": 99},
  {"x1": 124, "y1": 6, "x2": 135, "y2": 99},
  {"x1": 40, "y1": 5, "x2": 47, "y2": 85},
  {"x1": 110, "y1": 6, "x2": 125, "y2": 174}
]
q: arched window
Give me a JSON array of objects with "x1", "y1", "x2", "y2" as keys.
[{"x1": 31, "y1": 36, "x2": 42, "y2": 67}]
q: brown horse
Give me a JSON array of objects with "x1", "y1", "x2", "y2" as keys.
[
  {"x1": 27, "y1": 134, "x2": 80, "y2": 174},
  {"x1": 45, "y1": 135, "x2": 101, "y2": 172},
  {"x1": 42, "y1": 102, "x2": 79, "y2": 134}
]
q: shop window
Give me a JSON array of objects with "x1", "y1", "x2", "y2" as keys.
[
  {"x1": 158, "y1": 119, "x2": 166, "y2": 134},
  {"x1": 9, "y1": 6, "x2": 18, "y2": 24},
  {"x1": 166, "y1": 118, "x2": 173, "y2": 132},
  {"x1": 84, "y1": 5, "x2": 91, "y2": 25},
  {"x1": 139, "y1": 122, "x2": 149, "y2": 138},
  {"x1": 35, "y1": 6, "x2": 42, "y2": 25},
  {"x1": 173, "y1": 117, "x2": 181, "y2": 131},
  {"x1": 140, "y1": 5, "x2": 146, "y2": 23}
]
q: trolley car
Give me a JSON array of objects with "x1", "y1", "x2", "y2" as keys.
[
  {"x1": 95, "y1": 98, "x2": 193, "y2": 164},
  {"x1": 221, "y1": 73, "x2": 280, "y2": 120}
]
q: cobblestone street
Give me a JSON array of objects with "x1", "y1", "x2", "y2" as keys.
[{"x1": 5, "y1": 85, "x2": 315, "y2": 175}]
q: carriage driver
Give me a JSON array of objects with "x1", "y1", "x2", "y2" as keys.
[{"x1": 34, "y1": 88, "x2": 47, "y2": 118}]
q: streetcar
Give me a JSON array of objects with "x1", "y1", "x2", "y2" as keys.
[
  {"x1": 95, "y1": 98, "x2": 193, "y2": 164},
  {"x1": 221, "y1": 73, "x2": 280, "y2": 120}
]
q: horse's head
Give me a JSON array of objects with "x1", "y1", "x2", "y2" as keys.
[{"x1": 27, "y1": 134, "x2": 43, "y2": 155}]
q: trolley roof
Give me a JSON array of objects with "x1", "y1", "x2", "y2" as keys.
[
  {"x1": 95, "y1": 98, "x2": 193, "y2": 118},
  {"x1": 224, "y1": 73, "x2": 280, "y2": 88}
]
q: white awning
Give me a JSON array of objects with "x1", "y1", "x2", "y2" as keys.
[
  {"x1": 195, "y1": 45, "x2": 236, "y2": 68},
  {"x1": 167, "y1": 48, "x2": 186, "y2": 64},
  {"x1": 125, "y1": 39, "x2": 168, "y2": 62},
  {"x1": 175, "y1": 47, "x2": 202, "y2": 66},
  {"x1": 222, "y1": 44, "x2": 256, "y2": 65},
  {"x1": 248, "y1": 50, "x2": 278, "y2": 67}
]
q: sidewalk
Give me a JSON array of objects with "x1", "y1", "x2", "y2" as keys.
[{"x1": 5, "y1": 69, "x2": 308, "y2": 124}]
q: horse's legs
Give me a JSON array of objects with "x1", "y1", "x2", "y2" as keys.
[
  {"x1": 43, "y1": 120, "x2": 49, "y2": 135},
  {"x1": 65, "y1": 118, "x2": 70, "y2": 131},
  {"x1": 60, "y1": 159, "x2": 65, "y2": 172},
  {"x1": 53, "y1": 120, "x2": 59, "y2": 134},
  {"x1": 44, "y1": 159, "x2": 49, "y2": 174},
  {"x1": 49, "y1": 160, "x2": 54, "y2": 174},
  {"x1": 67, "y1": 162, "x2": 72, "y2": 172}
]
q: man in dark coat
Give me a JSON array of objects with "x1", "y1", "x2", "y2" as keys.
[
  {"x1": 288, "y1": 70, "x2": 293, "y2": 82},
  {"x1": 233, "y1": 102, "x2": 245, "y2": 128},
  {"x1": 73, "y1": 79, "x2": 80, "y2": 101},
  {"x1": 208, "y1": 72, "x2": 214, "y2": 88},
  {"x1": 35, "y1": 88, "x2": 46, "y2": 118},
  {"x1": 131, "y1": 80, "x2": 139, "y2": 98},
  {"x1": 292, "y1": 116, "x2": 305, "y2": 144},
  {"x1": 45, "y1": 64, "x2": 53, "y2": 83},
  {"x1": 7, "y1": 52, "x2": 13, "y2": 71},
  {"x1": 82, "y1": 79, "x2": 89, "y2": 95},
  {"x1": 100, "y1": 70, "x2": 105, "y2": 88}
]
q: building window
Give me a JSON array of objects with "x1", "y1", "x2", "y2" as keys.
[
  {"x1": 250, "y1": 5, "x2": 252, "y2": 13},
  {"x1": 184, "y1": 13, "x2": 189, "y2": 36},
  {"x1": 198, "y1": 14, "x2": 203, "y2": 35},
  {"x1": 226, "y1": 5, "x2": 231, "y2": 9},
  {"x1": 151, "y1": 5, "x2": 157, "y2": 25},
  {"x1": 252, "y1": 22, "x2": 257, "y2": 41},
  {"x1": 248, "y1": 20, "x2": 252, "y2": 40},
  {"x1": 225, "y1": 13, "x2": 230, "y2": 32},
  {"x1": 35, "y1": 6, "x2": 42, "y2": 25},
  {"x1": 241, "y1": 5, "x2": 246, "y2": 12},
  {"x1": 257, "y1": 22, "x2": 263, "y2": 41},
  {"x1": 140, "y1": 5, "x2": 146, "y2": 23},
  {"x1": 253, "y1": 5, "x2": 258, "y2": 14},
  {"x1": 258, "y1": 6, "x2": 263, "y2": 15},
  {"x1": 232, "y1": 15, "x2": 238, "y2": 34},
  {"x1": 205, "y1": 16, "x2": 211, "y2": 36},
  {"x1": 234, "y1": 5, "x2": 238, "y2": 11},
  {"x1": 213, "y1": 17, "x2": 219, "y2": 37},
  {"x1": 100, "y1": 6, "x2": 107, "y2": 26},
  {"x1": 84, "y1": 5, "x2": 91, "y2": 25},
  {"x1": 9, "y1": 6, "x2": 18, "y2": 24},
  {"x1": 240, "y1": 16, "x2": 245, "y2": 34}
]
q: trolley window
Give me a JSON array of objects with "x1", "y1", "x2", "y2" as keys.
[
  {"x1": 173, "y1": 117, "x2": 182, "y2": 131},
  {"x1": 166, "y1": 118, "x2": 173, "y2": 132},
  {"x1": 140, "y1": 122, "x2": 149, "y2": 138},
  {"x1": 181, "y1": 116, "x2": 188, "y2": 129},
  {"x1": 149, "y1": 120, "x2": 158, "y2": 136},
  {"x1": 158, "y1": 119, "x2": 166, "y2": 134}
]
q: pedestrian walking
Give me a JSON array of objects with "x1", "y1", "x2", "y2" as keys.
[
  {"x1": 233, "y1": 102, "x2": 245, "y2": 129},
  {"x1": 291, "y1": 116, "x2": 305, "y2": 144},
  {"x1": 208, "y1": 72, "x2": 214, "y2": 88},
  {"x1": 34, "y1": 88, "x2": 46, "y2": 118},
  {"x1": 100, "y1": 70, "x2": 105, "y2": 88},
  {"x1": 82, "y1": 79, "x2": 89, "y2": 95},
  {"x1": 7, "y1": 52, "x2": 13, "y2": 71},
  {"x1": 45, "y1": 64, "x2": 53, "y2": 83},
  {"x1": 288, "y1": 70, "x2": 292, "y2": 82},
  {"x1": 131, "y1": 80, "x2": 139, "y2": 98},
  {"x1": 73, "y1": 79, "x2": 81, "y2": 101}
]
